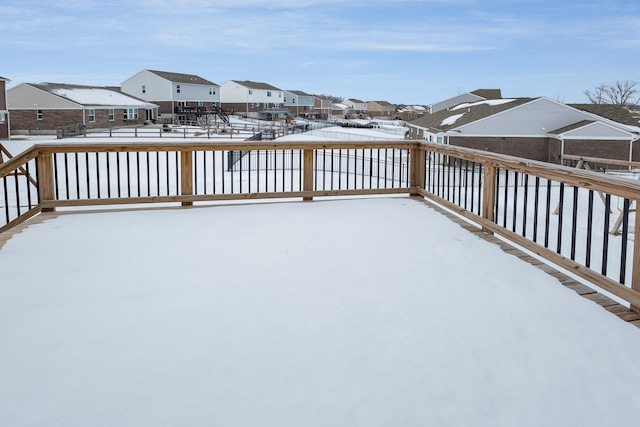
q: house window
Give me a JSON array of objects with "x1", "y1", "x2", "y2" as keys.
[
  {"x1": 209, "y1": 87, "x2": 215, "y2": 95},
  {"x1": 248, "y1": 89, "x2": 253, "y2": 95},
  {"x1": 176, "y1": 84, "x2": 181, "y2": 94},
  {"x1": 267, "y1": 91, "x2": 272, "y2": 97},
  {"x1": 197, "y1": 101, "x2": 203, "y2": 107},
  {"x1": 124, "y1": 108, "x2": 138, "y2": 120},
  {"x1": 278, "y1": 92, "x2": 282, "y2": 98},
  {"x1": 88, "y1": 109, "x2": 95, "y2": 122},
  {"x1": 0, "y1": 111, "x2": 5, "y2": 123},
  {"x1": 142, "y1": 85, "x2": 146, "y2": 94},
  {"x1": 37, "y1": 109, "x2": 43, "y2": 120},
  {"x1": 108, "y1": 109, "x2": 114, "y2": 121},
  {"x1": 177, "y1": 101, "x2": 186, "y2": 108}
]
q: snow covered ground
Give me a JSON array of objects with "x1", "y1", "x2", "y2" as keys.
[{"x1": 1, "y1": 197, "x2": 640, "y2": 426}]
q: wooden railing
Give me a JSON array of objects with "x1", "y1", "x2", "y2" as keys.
[{"x1": 2, "y1": 140, "x2": 640, "y2": 312}]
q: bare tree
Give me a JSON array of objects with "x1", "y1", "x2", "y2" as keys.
[{"x1": 584, "y1": 80, "x2": 639, "y2": 106}]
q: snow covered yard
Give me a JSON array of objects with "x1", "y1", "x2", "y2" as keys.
[{"x1": 1, "y1": 197, "x2": 640, "y2": 426}]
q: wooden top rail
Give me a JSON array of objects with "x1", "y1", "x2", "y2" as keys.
[
  {"x1": 0, "y1": 146, "x2": 39, "y2": 179},
  {"x1": 562, "y1": 154, "x2": 640, "y2": 169},
  {"x1": 33, "y1": 140, "x2": 418, "y2": 154}
]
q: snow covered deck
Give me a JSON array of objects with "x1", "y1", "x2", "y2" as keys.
[{"x1": 2, "y1": 197, "x2": 640, "y2": 426}]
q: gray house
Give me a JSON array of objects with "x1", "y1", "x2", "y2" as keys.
[
  {"x1": 0, "y1": 76, "x2": 9, "y2": 139},
  {"x1": 407, "y1": 97, "x2": 640, "y2": 164}
]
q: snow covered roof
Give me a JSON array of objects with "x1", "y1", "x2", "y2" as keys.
[
  {"x1": 409, "y1": 98, "x2": 532, "y2": 132},
  {"x1": 30, "y1": 83, "x2": 158, "y2": 108},
  {"x1": 287, "y1": 90, "x2": 312, "y2": 96},
  {"x1": 569, "y1": 104, "x2": 640, "y2": 127}
]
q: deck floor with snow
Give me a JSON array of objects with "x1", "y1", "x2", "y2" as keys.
[{"x1": 2, "y1": 197, "x2": 640, "y2": 426}]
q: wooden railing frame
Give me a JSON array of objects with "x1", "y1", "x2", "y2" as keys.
[{"x1": 2, "y1": 140, "x2": 640, "y2": 311}]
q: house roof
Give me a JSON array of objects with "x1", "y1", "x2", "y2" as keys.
[
  {"x1": 409, "y1": 98, "x2": 533, "y2": 132},
  {"x1": 288, "y1": 90, "x2": 312, "y2": 96},
  {"x1": 29, "y1": 83, "x2": 158, "y2": 108},
  {"x1": 348, "y1": 98, "x2": 366, "y2": 103},
  {"x1": 569, "y1": 104, "x2": 640, "y2": 126},
  {"x1": 470, "y1": 89, "x2": 502, "y2": 100},
  {"x1": 547, "y1": 120, "x2": 596, "y2": 135},
  {"x1": 369, "y1": 101, "x2": 395, "y2": 107},
  {"x1": 233, "y1": 80, "x2": 282, "y2": 91},
  {"x1": 0, "y1": 76, "x2": 9, "y2": 82},
  {"x1": 147, "y1": 70, "x2": 218, "y2": 86}
]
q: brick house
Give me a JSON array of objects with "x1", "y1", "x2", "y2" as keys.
[
  {"x1": 366, "y1": 101, "x2": 396, "y2": 118},
  {"x1": 0, "y1": 76, "x2": 9, "y2": 139},
  {"x1": 406, "y1": 97, "x2": 640, "y2": 164},
  {"x1": 121, "y1": 70, "x2": 220, "y2": 124},
  {"x1": 7, "y1": 83, "x2": 158, "y2": 135}
]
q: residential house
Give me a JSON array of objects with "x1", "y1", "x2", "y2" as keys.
[
  {"x1": 366, "y1": 101, "x2": 396, "y2": 118},
  {"x1": 283, "y1": 90, "x2": 315, "y2": 116},
  {"x1": 0, "y1": 77, "x2": 9, "y2": 139},
  {"x1": 121, "y1": 70, "x2": 220, "y2": 124},
  {"x1": 343, "y1": 99, "x2": 368, "y2": 118},
  {"x1": 406, "y1": 97, "x2": 640, "y2": 164},
  {"x1": 7, "y1": 83, "x2": 158, "y2": 135},
  {"x1": 397, "y1": 105, "x2": 427, "y2": 122},
  {"x1": 313, "y1": 97, "x2": 333, "y2": 120},
  {"x1": 428, "y1": 89, "x2": 502, "y2": 114},
  {"x1": 331, "y1": 103, "x2": 352, "y2": 119},
  {"x1": 220, "y1": 80, "x2": 285, "y2": 118}
]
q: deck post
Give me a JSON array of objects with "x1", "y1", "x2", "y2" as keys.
[
  {"x1": 482, "y1": 165, "x2": 497, "y2": 233},
  {"x1": 180, "y1": 150, "x2": 193, "y2": 206},
  {"x1": 632, "y1": 206, "x2": 640, "y2": 313},
  {"x1": 38, "y1": 152, "x2": 56, "y2": 212},
  {"x1": 410, "y1": 146, "x2": 426, "y2": 196},
  {"x1": 303, "y1": 148, "x2": 314, "y2": 201}
]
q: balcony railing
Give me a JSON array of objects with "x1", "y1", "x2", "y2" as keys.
[{"x1": 2, "y1": 140, "x2": 640, "y2": 312}]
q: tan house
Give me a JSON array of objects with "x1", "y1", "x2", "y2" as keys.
[
  {"x1": 8, "y1": 83, "x2": 158, "y2": 135},
  {"x1": 366, "y1": 100, "x2": 396, "y2": 118}
]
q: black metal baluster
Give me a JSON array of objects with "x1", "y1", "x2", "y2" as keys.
[
  {"x1": 106, "y1": 153, "x2": 112, "y2": 198},
  {"x1": 146, "y1": 152, "x2": 151, "y2": 196},
  {"x1": 64, "y1": 153, "x2": 70, "y2": 199},
  {"x1": 85, "y1": 153, "x2": 91, "y2": 199},
  {"x1": 585, "y1": 190, "x2": 594, "y2": 268},
  {"x1": 116, "y1": 153, "x2": 122, "y2": 198},
  {"x1": 2, "y1": 175, "x2": 8, "y2": 223},
  {"x1": 511, "y1": 172, "x2": 519, "y2": 232},
  {"x1": 620, "y1": 198, "x2": 630, "y2": 284},
  {"x1": 522, "y1": 174, "x2": 529, "y2": 237},
  {"x1": 136, "y1": 152, "x2": 141, "y2": 197},
  {"x1": 96, "y1": 153, "x2": 101, "y2": 198},
  {"x1": 556, "y1": 183, "x2": 565, "y2": 254},
  {"x1": 502, "y1": 169, "x2": 509, "y2": 228},
  {"x1": 165, "y1": 152, "x2": 170, "y2": 196},
  {"x1": 174, "y1": 152, "x2": 179, "y2": 196},
  {"x1": 74, "y1": 153, "x2": 80, "y2": 199},
  {"x1": 533, "y1": 177, "x2": 540, "y2": 243},
  {"x1": 601, "y1": 195, "x2": 611, "y2": 276},
  {"x1": 13, "y1": 170, "x2": 21, "y2": 216},
  {"x1": 544, "y1": 180, "x2": 552, "y2": 248},
  {"x1": 570, "y1": 186, "x2": 579, "y2": 260}
]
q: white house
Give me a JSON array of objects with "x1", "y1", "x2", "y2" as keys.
[
  {"x1": 283, "y1": 90, "x2": 315, "y2": 116},
  {"x1": 121, "y1": 70, "x2": 220, "y2": 123},
  {"x1": 220, "y1": 80, "x2": 284, "y2": 118},
  {"x1": 343, "y1": 99, "x2": 368, "y2": 116}
]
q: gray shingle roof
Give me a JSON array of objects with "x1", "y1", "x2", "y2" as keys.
[
  {"x1": 288, "y1": 90, "x2": 312, "y2": 96},
  {"x1": 547, "y1": 120, "x2": 596, "y2": 135},
  {"x1": 470, "y1": 89, "x2": 502, "y2": 99},
  {"x1": 569, "y1": 104, "x2": 640, "y2": 126},
  {"x1": 409, "y1": 98, "x2": 534, "y2": 131},
  {"x1": 233, "y1": 80, "x2": 282, "y2": 91},
  {"x1": 147, "y1": 70, "x2": 217, "y2": 86}
]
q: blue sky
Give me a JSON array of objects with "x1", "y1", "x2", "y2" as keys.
[{"x1": 2, "y1": 0, "x2": 639, "y2": 105}]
